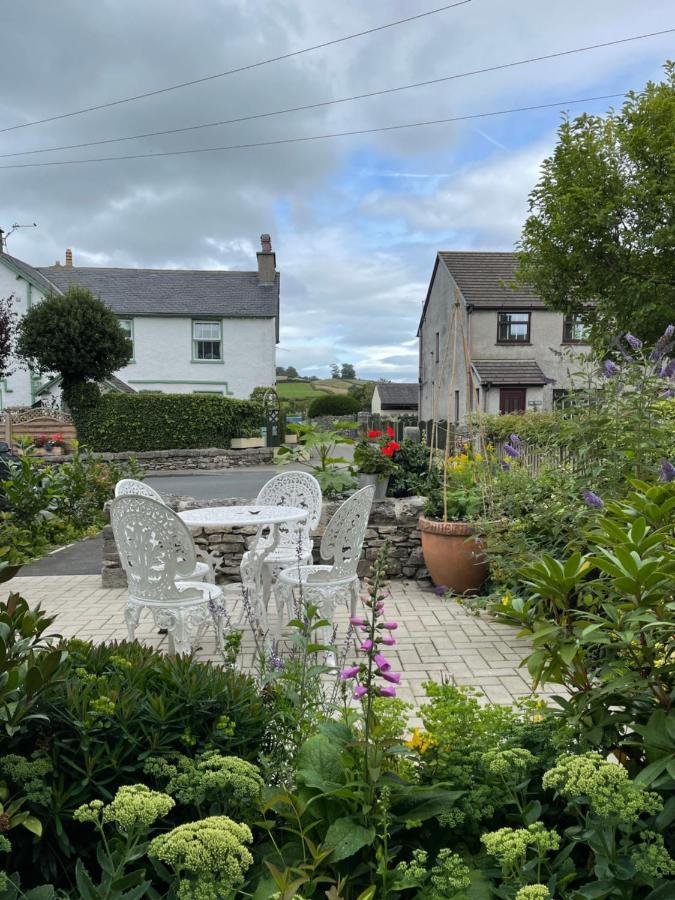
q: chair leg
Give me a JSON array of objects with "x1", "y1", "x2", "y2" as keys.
[
  {"x1": 273, "y1": 582, "x2": 292, "y2": 638},
  {"x1": 124, "y1": 602, "x2": 142, "y2": 642},
  {"x1": 349, "y1": 580, "x2": 359, "y2": 618}
]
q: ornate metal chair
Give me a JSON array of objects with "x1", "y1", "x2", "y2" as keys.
[
  {"x1": 110, "y1": 495, "x2": 228, "y2": 656},
  {"x1": 115, "y1": 479, "x2": 214, "y2": 583},
  {"x1": 273, "y1": 484, "x2": 375, "y2": 642},
  {"x1": 239, "y1": 471, "x2": 322, "y2": 611}
]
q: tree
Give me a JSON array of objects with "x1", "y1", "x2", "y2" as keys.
[
  {"x1": 285, "y1": 365, "x2": 299, "y2": 379},
  {"x1": 16, "y1": 285, "x2": 133, "y2": 408},
  {"x1": 348, "y1": 380, "x2": 375, "y2": 409},
  {"x1": 340, "y1": 363, "x2": 356, "y2": 380},
  {"x1": 307, "y1": 394, "x2": 361, "y2": 417},
  {"x1": 275, "y1": 365, "x2": 286, "y2": 376},
  {"x1": 0, "y1": 295, "x2": 17, "y2": 381},
  {"x1": 329, "y1": 363, "x2": 340, "y2": 380},
  {"x1": 516, "y1": 63, "x2": 675, "y2": 345}
]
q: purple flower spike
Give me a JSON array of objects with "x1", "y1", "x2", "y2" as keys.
[
  {"x1": 340, "y1": 665, "x2": 360, "y2": 681},
  {"x1": 510, "y1": 433, "x2": 522, "y2": 446},
  {"x1": 500, "y1": 461, "x2": 511, "y2": 471},
  {"x1": 433, "y1": 584, "x2": 448, "y2": 596},
  {"x1": 661, "y1": 388, "x2": 675, "y2": 399},
  {"x1": 354, "y1": 685, "x2": 368, "y2": 699},
  {"x1": 624, "y1": 333, "x2": 643, "y2": 350},
  {"x1": 382, "y1": 621, "x2": 398, "y2": 631},
  {"x1": 349, "y1": 616, "x2": 366, "y2": 626},
  {"x1": 582, "y1": 489, "x2": 604, "y2": 509},
  {"x1": 361, "y1": 639, "x2": 373, "y2": 651},
  {"x1": 664, "y1": 324, "x2": 674, "y2": 339},
  {"x1": 381, "y1": 635, "x2": 396, "y2": 646},
  {"x1": 374, "y1": 652, "x2": 391, "y2": 672},
  {"x1": 379, "y1": 685, "x2": 397, "y2": 697},
  {"x1": 381, "y1": 670, "x2": 401, "y2": 684},
  {"x1": 504, "y1": 443, "x2": 520, "y2": 459},
  {"x1": 663, "y1": 360, "x2": 675, "y2": 379},
  {"x1": 659, "y1": 459, "x2": 675, "y2": 483},
  {"x1": 602, "y1": 359, "x2": 619, "y2": 378}
]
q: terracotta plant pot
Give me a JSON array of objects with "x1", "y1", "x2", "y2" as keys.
[{"x1": 418, "y1": 516, "x2": 488, "y2": 595}]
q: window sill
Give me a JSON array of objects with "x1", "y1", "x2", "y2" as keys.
[
  {"x1": 495, "y1": 341, "x2": 532, "y2": 346},
  {"x1": 191, "y1": 359, "x2": 224, "y2": 364}
]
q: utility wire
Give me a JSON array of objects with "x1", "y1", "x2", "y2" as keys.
[
  {"x1": 0, "y1": 93, "x2": 624, "y2": 170},
  {"x1": 0, "y1": 1, "x2": 471, "y2": 134},
  {"x1": 1, "y1": 27, "x2": 670, "y2": 160}
]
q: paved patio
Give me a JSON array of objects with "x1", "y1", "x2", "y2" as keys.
[{"x1": 5, "y1": 574, "x2": 551, "y2": 707}]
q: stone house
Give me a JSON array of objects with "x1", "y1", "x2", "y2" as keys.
[
  {"x1": 418, "y1": 251, "x2": 589, "y2": 423},
  {"x1": 0, "y1": 233, "x2": 279, "y2": 408},
  {"x1": 371, "y1": 382, "x2": 419, "y2": 417}
]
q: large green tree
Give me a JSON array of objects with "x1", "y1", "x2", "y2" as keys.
[
  {"x1": 517, "y1": 62, "x2": 675, "y2": 345},
  {"x1": 17, "y1": 285, "x2": 132, "y2": 407}
]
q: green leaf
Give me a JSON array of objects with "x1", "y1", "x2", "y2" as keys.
[
  {"x1": 357, "y1": 888, "x2": 376, "y2": 900},
  {"x1": 295, "y1": 733, "x2": 346, "y2": 790},
  {"x1": 20, "y1": 815, "x2": 42, "y2": 837},
  {"x1": 75, "y1": 860, "x2": 100, "y2": 900},
  {"x1": 523, "y1": 799, "x2": 542, "y2": 824},
  {"x1": 574, "y1": 879, "x2": 615, "y2": 898},
  {"x1": 324, "y1": 816, "x2": 375, "y2": 863}
]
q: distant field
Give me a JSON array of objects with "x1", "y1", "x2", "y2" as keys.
[{"x1": 276, "y1": 378, "x2": 368, "y2": 403}]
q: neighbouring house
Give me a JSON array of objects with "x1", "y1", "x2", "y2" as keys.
[
  {"x1": 418, "y1": 251, "x2": 590, "y2": 423},
  {"x1": 0, "y1": 233, "x2": 279, "y2": 408},
  {"x1": 371, "y1": 382, "x2": 419, "y2": 417}
]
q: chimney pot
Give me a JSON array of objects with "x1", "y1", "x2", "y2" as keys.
[
  {"x1": 65, "y1": 248, "x2": 73, "y2": 268},
  {"x1": 256, "y1": 233, "x2": 276, "y2": 284}
]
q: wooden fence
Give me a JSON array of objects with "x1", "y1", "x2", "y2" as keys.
[{"x1": 1, "y1": 407, "x2": 77, "y2": 449}]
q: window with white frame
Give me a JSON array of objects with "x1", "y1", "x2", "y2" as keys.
[
  {"x1": 119, "y1": 319, "x2": 134, "y2": 357},
  {"x1": 192, "y1": 320, "x2": 222, "y2": 360}
]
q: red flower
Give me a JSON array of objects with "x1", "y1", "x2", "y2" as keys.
[
  {"x1": 387, "y1": 441, "x2": 401, "y2": 452},
  {"x1": 368, "y1": 430, "x2": 383, "y2": 438},
  {"x1": 381, "y1": 445, "x2": 394, "y2": 457},
  {"x1": 386, "y1": 426, "x2": 395, "y2": 438}
]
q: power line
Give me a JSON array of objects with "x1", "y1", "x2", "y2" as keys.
[
  {"x1": 0, "y1": 93, "x2": 624, "y2": 170},
  {"x1": 2, "y1": 27, "x2": 670, "y2": 160},
  {"x1": 0, "y1": 1, "x2": 471, "y2": 135}
]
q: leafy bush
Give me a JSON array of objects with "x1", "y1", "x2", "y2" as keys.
[
  {"x1": 73, "y1": 391, "x2": 265, "y2": 451},
  {"x1": 276, "y1": 420, "x2": 356, "y2": 496},
  {"x1": 388, "y1": 439, "x2": 439, "y2": 497},
  {"x1": 472, "y1": 411, "x2": 563, "y2": 445},
  {"x1": 307, "y1": 393, "x2": 360, "y2": 418}
]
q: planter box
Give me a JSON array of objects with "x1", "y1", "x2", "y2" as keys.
[
  {"x1": 418, "y1": 516, "x2": 488, "y2": 594},
  {"x1": 230, "y1": 437, "x2": 265, "y2": 449},
  {"x1": 284, "y1": 434, "x2": 298, "y2": 445}
]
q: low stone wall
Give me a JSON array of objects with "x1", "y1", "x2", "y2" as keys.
[
  {"x1": 102, "y1": 495, "x2": 427, "y2": 587},
  {"x1": 49, "y1": 446, "x2": 273, "y2": 471}
]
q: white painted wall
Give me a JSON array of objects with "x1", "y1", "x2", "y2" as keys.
[
  {"x1": 0, "y1": 260, "x2": 49, "y2": 408},
  {"x1": 120, "y1": 315, "x2": 276, "y2": 398}
]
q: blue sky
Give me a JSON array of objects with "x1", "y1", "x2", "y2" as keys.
[{"x1": 0, "y1": 0, "x2": 672, "y2": 381}]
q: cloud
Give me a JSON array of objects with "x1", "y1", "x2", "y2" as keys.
[{"x1": 0, "y1": 0, "x2": 672, "y2": 377}]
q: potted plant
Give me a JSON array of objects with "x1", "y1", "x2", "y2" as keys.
[
  {"x1": 32, "y1": 433, "x2": 49, "y2": 456},
  {"x1": 418, "y1": 445, "x2": 490, "y2": 594},
  {"x1": 353, "y1": 428, "x2": 399, "y2": 500},
  {"x1": 46, "y1": 433, "x2": 67, "y2": 456}
]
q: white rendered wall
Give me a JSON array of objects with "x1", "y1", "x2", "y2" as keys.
[{"x1": 0, "y1": 262, "x2": 48, "y2": 408}]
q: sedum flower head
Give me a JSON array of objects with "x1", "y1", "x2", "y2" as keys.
[
  {"x1": 149, "y1": 816, "x2": 253, "y2": 895},
  {"x1": 542, "y1": 753, "x2": 662, "y2": 822},
  {"x1": 481, "y1": 824, "x2": 559, "y2": 876},
  {"x1": 429, "y1": 848, "x2": 471, "y2": 896},
  {"x1": 515, "y1": 886, "x2": 551, "y2": 900},
  {"x1": 0, "y1": 835, "x2": 11, "y2": 854},
  {"x1": 73, "y1": 799, "x2": 105, "y2": 824},
  {"x1": 0, "y1": 754, "x2": 52, "y2": 806},
  {"x1": 395, "y1": 848, "x2": 429, "y2": 881},
  {"x1": 481, "y1": 747, "x2": 536, "y2": 778},
  {"x1": 630, "y1": 831, "x2": 675, "y2": 879},
  {"x1": 102, "y1": 784, "x2": 174, "y2": 832}
]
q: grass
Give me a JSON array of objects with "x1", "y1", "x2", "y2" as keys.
[{"x1": 276, "y1": 378, "x2": 372, "y2": 410}]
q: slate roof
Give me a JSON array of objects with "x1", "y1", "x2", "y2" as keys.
[
  {"x1": 438, "y1": 251, "x2": 543, "y2": 308},
  {"x1": 36, "y1": 265, "x2": 279, "y2": 319},
  {"x1": 472, "y1": 360, "x2": 549, "y2": 385},
  {"x1": 376, "y1": 382, "x2": 419, "y2": 408},
  {"x1": 0, "y1": 252, "x2": 60, "y2": 294}
]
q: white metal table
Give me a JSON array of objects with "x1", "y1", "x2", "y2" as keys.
[{"x1": 178, "y1": 505, "x2": 307, "y2": 634}]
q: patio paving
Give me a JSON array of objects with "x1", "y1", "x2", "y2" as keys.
[{"x1": 4, "y1": 574, "x2": 554, "y2": 708}]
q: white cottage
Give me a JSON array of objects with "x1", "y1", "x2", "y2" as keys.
[{"x1": 0, "y1": 234, "x2": 279, "y2": 408}]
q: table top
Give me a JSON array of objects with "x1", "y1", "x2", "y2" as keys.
[{"x1": 178, "y1": 504, "x2": 308, "y2": 528}]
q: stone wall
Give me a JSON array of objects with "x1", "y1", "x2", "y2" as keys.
[
  {"x1": 50, "y1": 446, "x2": 273, "y2": 471},
  {"x1": 102, "y1": 495, "x2": 427, "y2": 587}
]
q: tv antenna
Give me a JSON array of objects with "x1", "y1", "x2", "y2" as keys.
[{"x1": 0, "y1": 222, "x2": 37, "y2": 251}]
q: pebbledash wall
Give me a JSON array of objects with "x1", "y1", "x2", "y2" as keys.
[
  {"x1": 102, "y1": 495, "x2": 428, "y2": 587},
  {"x1": 50, "y1": 446, "x2": 273, "y2": 471}
]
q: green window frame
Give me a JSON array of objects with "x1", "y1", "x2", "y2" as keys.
[
  {"x1": 119, "y1": 318, "x2": 135, "y2": 360},
  {"x1": 192, "y1": 320, "x2": 223, "y2": 362}
]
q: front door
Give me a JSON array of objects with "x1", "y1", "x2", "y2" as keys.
[{"x1": 499, "y1": 388, "x2": 526, "y2": 414}]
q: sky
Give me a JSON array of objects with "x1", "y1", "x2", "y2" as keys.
[{"x1": 0, "y1": 1, "x2": 672, "y2": 381}]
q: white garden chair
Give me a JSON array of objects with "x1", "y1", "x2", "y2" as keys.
[
  {"x1": 115, "y1": 478, "x2": 214, "y2": 583},
  {"x1": 110, "y1": 495, "x2": 230, "y2": 656},
  {"x1": 273, "y1": 484, "x2": 375, "y2": 642},
  {"x1": 239, "y1": 471, "x2": 322, "y2": 611}
]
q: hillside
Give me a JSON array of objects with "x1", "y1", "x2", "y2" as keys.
[{"x1": 276, "y1": 378, "x2": 370, "y2": 406}]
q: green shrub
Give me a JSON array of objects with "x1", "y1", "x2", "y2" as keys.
[
  {"x1": 307, "y1": 393, "x2": 360, "y2": 418},
  {"x1": 73, "y1": 392, "x2": 264, "y2": 451},
  {"x1": 388, "y1": 439, "x2": 439, "y2": 497},
  {"x1": 471, "y1": 411, "x2": 562, "y2": 445}
]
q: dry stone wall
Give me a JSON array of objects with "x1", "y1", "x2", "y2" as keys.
[
  {"x1": 102, "y1": 495, "x2": 427, "y2": 587},
  {"x1": 52, "y1": 446, "x2": 273, "y2": 471}
]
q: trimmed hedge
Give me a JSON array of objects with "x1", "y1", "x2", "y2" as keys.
[
  {"x1": 308, "y1": 394, "x2": 361, "y2": 417},
  {"x1": 469, "y1": 411, "x2": 563, "y2": 445},
  {"x1": 74, "y1": 392, "x2": 265, "y2": 452}
]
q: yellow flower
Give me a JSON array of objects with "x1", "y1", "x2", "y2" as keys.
[
  {"x1": 501, "y1": 593, "x2": 511, "y2": 606},
  {"x1": 406, "y1": 727, "x2": 433, "y2": 754}
]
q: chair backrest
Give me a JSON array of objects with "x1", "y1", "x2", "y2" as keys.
[
  {"x1": 111, "y1": 495, "x2": 200, "y2": 602},
  {"x1": 256, "y1": 471, "x2": 323, "y2": 551},
  {"x1": 320, "y1": 484, "x2": 375, "y2": 579},
  {"x1": 115, "y1": 478, "x2": 164, "y2": 504}
]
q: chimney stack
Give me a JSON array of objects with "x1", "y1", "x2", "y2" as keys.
[
  {"x1": 65, "y1": 248, "x2": 73, "y2": 268},
  {"x1": 256, "y1": 233, "x2": 276, "y2": 284}
]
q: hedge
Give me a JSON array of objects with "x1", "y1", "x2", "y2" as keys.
[
  {"x1": 468, "y1": 411, "x2": 563, "y2": 445},
  {"x1": 307, "y1": 394, "x2": 361, "y2": 418},
  {"x1": 74, "y1": 392, "x2": 265, "y2": 452}
]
